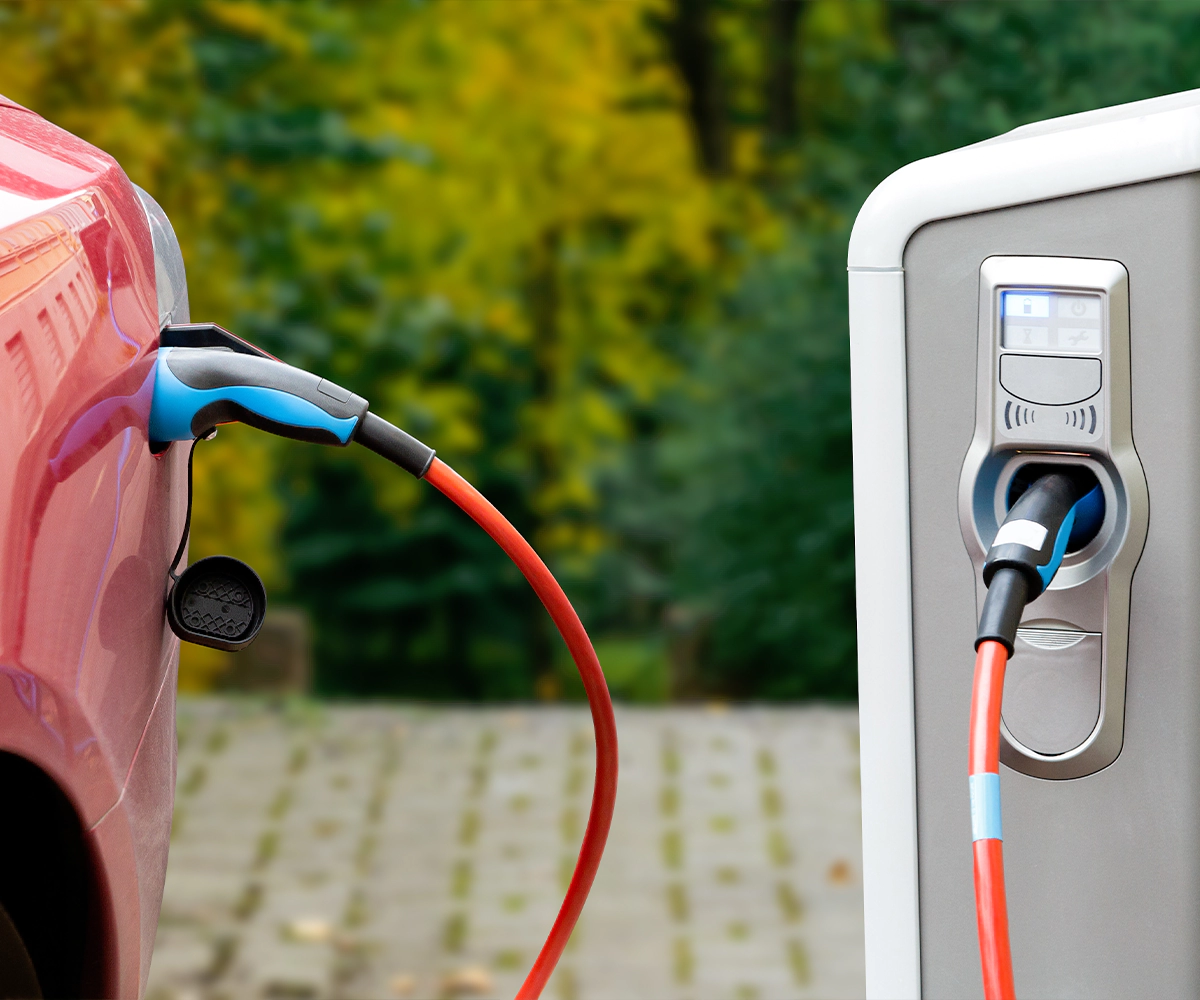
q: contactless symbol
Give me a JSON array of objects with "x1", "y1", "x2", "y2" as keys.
[
  {"x1": 1003, "y1": 402, "x2": 1036, "y2": 429},
  {"x1": 1063, "y1": 406, "x2": 1098, "y2": 434}
]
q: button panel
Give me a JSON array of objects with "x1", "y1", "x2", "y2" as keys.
[
  {"x1": 1001, "y1": 289, "x2": 1103, "y2": 354},
  {"x1": 994, "y1": 290, "x2": 1107, "y2": 450}
]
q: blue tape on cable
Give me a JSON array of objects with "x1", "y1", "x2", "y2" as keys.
[{"x1": 969, "y1": 772, "x2": 1003, "y2": 842}]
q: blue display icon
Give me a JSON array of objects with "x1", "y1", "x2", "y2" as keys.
[{"x1": 1001, "y1": 291, "x2": 1051, "y2": 318}]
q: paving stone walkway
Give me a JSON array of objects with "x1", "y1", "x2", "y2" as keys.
[{"x1": 147, "y1": 700, "x2": 864, "y2": 1000}]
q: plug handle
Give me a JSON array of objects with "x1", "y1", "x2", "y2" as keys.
[{"x1": 150, "y1": 347, "x2": 368, "y2": 445}]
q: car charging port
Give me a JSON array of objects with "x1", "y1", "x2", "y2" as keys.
[{"x1": 1007, "y1": 464, "x2": 1105, "y2": 554}]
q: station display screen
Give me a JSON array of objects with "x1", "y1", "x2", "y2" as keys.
[{"x1": 1001, "y1": 290, "x2": 1102, "y2": 354}]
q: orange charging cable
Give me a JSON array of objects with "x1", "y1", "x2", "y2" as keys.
[
  {"x1": 969, "y1": 639, "x2": 1015, "y2": 1000},
  {"x1": 425, "y1": 458, "x2": 618, "y2": 1000}
]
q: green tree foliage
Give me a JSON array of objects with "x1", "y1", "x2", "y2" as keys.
[
  {"x1": 3, "y1": 1, "x2": 1200, "y2": 699},
  {"x1": 602, "y1": 0, "x2": 1200, "y2": 701}
]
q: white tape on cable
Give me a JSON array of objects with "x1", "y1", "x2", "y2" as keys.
[{"x1": 992, "y1": 518, "x2": 1047, "y2": 550}]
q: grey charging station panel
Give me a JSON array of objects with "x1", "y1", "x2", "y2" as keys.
[
  {"x1": 959, "y1": 256, "x2": 1148, "y2": 780},
  {"x1": 906, "y1": 175, "x2": 1200, "y2": 998}
]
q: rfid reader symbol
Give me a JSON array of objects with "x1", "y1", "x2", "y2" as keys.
[
  {"x1": 1003, "y1": 401, "x2": 1036, "y2": 429},
  {"x1": 1003, "y1": 401, "x2": 1098, "y2": 434},
  {"x1": 1067, "y1": 405, "x2": 1098, "y2": 434}
]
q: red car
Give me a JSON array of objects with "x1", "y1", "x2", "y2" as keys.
[{"x1": 0, "y1": 94, "x2": 189, "y2": 997}]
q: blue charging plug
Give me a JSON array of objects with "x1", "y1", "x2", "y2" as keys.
[{"x1": 149, "y1": 346, "x2": 368, "y2": 446}]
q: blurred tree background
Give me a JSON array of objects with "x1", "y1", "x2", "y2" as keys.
[{"x1": 2, "y1": 0, "x2": 1199, "y2": 700}]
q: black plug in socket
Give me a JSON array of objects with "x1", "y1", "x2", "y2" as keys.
[
  {"x1": 167, "y1": 555, "x2": 266, "y2": 651},
  {"x1": 1007, "y1": 463, "x2": 1105, "y2": 554}
]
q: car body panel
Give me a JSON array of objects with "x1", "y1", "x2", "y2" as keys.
[{"x1": 0, "y1": 101, "x2": 187, "y2": 996}]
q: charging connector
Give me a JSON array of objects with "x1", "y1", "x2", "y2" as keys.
[
  {"x1": 148, "y1": 333, "x2": 615, "y2": 1000},
  {"x1": 1006, "y1": 465, "x2": 1104, "y2": 554},
  {"x1": 977, "y1": 471, "x2": 1088, "y2": 652}
]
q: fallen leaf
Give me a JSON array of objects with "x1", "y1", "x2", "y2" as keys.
[
  {"x1": 283, "y1": 917, "x2": 333, "y2": 943},
  {"x1": 441, "y1": 966, "x2": 494, "y2": 996},
  {"x1": 828, "y1": 859, "x2": 854, "y2": 884},
  {"x1": 388, "y1": 973, "x2": 416, "y2": 997}
]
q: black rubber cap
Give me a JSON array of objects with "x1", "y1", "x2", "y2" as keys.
[{"x1": 167, "y1": 555, "x2": 266, "y2": 651}]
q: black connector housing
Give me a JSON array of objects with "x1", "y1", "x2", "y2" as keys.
[
  {"x1": 975, "y1": 567, "x2": 1029, "y2": 654},
  {"x1": 976, "y1": 470, "x2": 1086, "y2": 654},
  {"x1": 161, "y1": 322, "x2": 273, "y2": 359},
  {"x1": 355, "y1": 411, "x2": 436, "y2": 478},
  {"x1": 982, "y1": 471, "x2": 1083, "y2": 600}
]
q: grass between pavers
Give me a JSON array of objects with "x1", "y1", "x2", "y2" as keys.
[{"x1": 150, "y1": 698, "x2": 864, "y2": 1000}]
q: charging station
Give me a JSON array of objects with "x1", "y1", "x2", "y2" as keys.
[{"x1": 850, "y1": 89, "x2": 1200, "y2": 997}]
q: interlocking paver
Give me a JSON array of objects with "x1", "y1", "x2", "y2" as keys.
[{"x1": 147, "y1": 700, "x2": 865, "y2": 1000}]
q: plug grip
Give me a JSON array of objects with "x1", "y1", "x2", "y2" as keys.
[{"x1": 150, "y1": 346, "x2": 368, "y2": 445}]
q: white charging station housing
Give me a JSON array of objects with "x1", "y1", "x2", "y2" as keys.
[{"x1": 850, "y1": 89, "x2": 1200, "y2": 998}]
